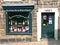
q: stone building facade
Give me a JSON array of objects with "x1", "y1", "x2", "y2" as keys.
[{"x1": 0, "y1": 0, "x2": 60, "y2": 43}]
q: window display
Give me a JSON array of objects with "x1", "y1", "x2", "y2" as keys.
[{"x1": 8, "y1": 12, "x2": 30, "y2": 33}]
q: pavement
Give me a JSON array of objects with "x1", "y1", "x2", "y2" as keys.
[{"x1": 0, "y1": 40, "x2": 60, "y2": 45}]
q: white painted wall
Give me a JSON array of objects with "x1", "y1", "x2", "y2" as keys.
[{"x1": 37, "y1": 8, "x2": 59, "y2": 41}]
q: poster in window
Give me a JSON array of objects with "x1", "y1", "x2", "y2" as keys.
[
  {"x1": 49, "y1": 16, "x2": 52, "y2": 24},
  {"x1": 43, "y1": 15, "x2": 47, "y2": 26}
]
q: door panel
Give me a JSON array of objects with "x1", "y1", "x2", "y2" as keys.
[{"x1": 41, "y1": 12, "x2": 55, "y2": 39}]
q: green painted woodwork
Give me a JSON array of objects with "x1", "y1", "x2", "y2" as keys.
[
  {"x1": 41, "y1": 12, "x2": 55, "y2": 39},
  {"x1": 2, "y1": 4, "x2": 34, "y2": 35}
]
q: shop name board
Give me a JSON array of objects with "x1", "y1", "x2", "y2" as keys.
[
  {"x1": 5, "y1": 9, "x2": 31, "y2": 12},
  {"x1": 9, "y1": 15, "x2": 28, "y2": 19},
  {"x1": 45, "y1": 9, "x2": 52, "y2": 12}
]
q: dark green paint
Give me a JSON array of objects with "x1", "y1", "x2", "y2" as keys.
[
  {"x1": 41, "y1": 12, "x2": 55, "y2": 39},
  {"x1": 3, "y1": 4, "x2": 34, "y2": 35}
]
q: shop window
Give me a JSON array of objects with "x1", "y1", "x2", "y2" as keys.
[
  {"x1": 6, "y1": 12, "x2": 32, "y2": 34},
  {"x1": 2, "y1": 4, "x2": 34, "y2": 34}
]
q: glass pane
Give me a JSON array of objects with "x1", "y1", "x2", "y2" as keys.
[
  {"x1": 42, "y1": 15, "x2": 47, "y2": 26},
  {"x1": 8, "y1": 12, "x2": 29, "y2": 33},
  {"x1": 48, "y1": 15, "x2": 52, "y2": 24}
]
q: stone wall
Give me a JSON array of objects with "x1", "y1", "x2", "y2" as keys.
[{"x1": 0, "y1": 0, "x2": 60, "y2": 43}]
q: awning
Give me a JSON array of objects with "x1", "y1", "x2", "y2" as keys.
[{"x1": 2, "y1": 4, "x2": 34, "y2": 12}]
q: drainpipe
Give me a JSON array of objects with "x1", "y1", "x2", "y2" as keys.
[{"x1": 37, "y1": 0, "x2": 38, "y2": 5}]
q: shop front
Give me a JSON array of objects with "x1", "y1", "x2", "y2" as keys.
[{"x1": 2, "y1": 4, "x2": 34, "y2": 35}]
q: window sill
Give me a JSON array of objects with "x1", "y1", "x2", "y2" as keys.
[{"x1": 6, "y1": 32, "x2": 32, "y2": 35}]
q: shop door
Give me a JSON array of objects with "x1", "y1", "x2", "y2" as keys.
[{"x1": 41, "y1": 12, "x2": 55, "y2": 39}]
